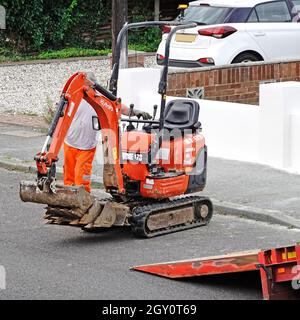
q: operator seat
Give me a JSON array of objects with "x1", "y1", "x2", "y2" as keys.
[{"x1": 164, "y1": 99, "x2": 201, "y2": 131}]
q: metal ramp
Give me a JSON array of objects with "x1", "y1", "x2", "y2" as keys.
[{"x1": 132, "y1": 244, "x2": 300, "y2": 300}]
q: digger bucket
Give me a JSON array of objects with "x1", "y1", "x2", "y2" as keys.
[
  {"x1": 19, "y1": 181, "x2": 130, "y2": 228},
  {"x1": 20, "y1": 181, "x2": 94, "y2": 215}
]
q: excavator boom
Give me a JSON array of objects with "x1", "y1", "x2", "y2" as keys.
[{"x1": 34, "y1": 71, "x2": 124, "y2": 194}]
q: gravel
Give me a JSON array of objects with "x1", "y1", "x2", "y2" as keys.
[{"x1": 0, "y1": 55, "x2": 157, "y2": 116}]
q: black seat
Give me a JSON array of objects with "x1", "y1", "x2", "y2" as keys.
[
  {"x1": 164, "y1": 99, "x2": 200, "y2": 131},
  {"x1": 142, "y1": 99, "x2": 201, "y2": 133}
]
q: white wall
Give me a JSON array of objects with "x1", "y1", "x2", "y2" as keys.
[
  {"x1": 259, "y1": 82, "x2": 300, "y2": 170},
  {"x1": 199, "y1": 100, "x2": 259, "y2": 163},
  {"x1": 118, "y1": 68, "x2": 300, "y2": 174},
  {"x1": 290, "y1": 114, "x2": 300, "y2": 173}
]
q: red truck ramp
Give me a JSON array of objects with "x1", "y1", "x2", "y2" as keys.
[{"x1": 132, "y1": 244, "x2": 300, "y2": 300}]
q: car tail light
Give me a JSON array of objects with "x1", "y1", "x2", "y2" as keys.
[
  {"x1": 199, "y1": 57, "x2": 214, "y2": 64},
  {"x1": 162, "y1": 25, "x2": 171, "y2": 34},
  {"x1": 157, "y1": 54, "x2": 165, "y2": 61},
  {"x1": 198, "y1": 26, "x2": 237, "y2": 39}
]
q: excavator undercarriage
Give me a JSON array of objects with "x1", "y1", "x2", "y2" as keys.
[{"x1": 20, "y1": 181, "x2": 213, "y2": 237}]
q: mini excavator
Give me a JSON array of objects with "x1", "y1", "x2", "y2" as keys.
[{"x1": 20, "y1": 21, "x2": 213, "y2": 237}]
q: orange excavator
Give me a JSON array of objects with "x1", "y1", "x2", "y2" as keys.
[{"x1": 20, "y1": 21, "x2": 213, "y2": 237}]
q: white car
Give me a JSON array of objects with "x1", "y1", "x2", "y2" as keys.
[{"x1": 156, "y1": 0, "x2": 300, "y2": 67}]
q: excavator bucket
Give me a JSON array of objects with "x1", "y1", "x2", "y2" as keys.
[
  {"x1": 20, "y1": 180, "x2": 131, "y2": 228},
  {"x1": 19, "y1": 180, "x2": 98, "y2": 224},
  {"x1": 20, "y1": 181, "x2": 93, "y2": 213},
  {"x1": 132, "y1": 244, "x2": 300, "y2": 300}
]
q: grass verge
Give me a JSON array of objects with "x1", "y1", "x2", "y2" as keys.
[{"x1": 0, "y1": 47, "x2": 111, "y2": 63}]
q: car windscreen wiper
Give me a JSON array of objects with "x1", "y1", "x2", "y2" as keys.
[{"x1": 187, "y1": 21, "x2": 207, "y2": 25}]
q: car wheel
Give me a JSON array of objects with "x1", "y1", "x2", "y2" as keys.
[{"x1": 232, "y1": 53, "x2": 261, "y2": 64}]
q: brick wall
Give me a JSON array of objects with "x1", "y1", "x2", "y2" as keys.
[
  {"x1": 167, "y1": 60, "x2": 300, "y2": 105},
  {"x1": 110, "y1": 52, "x2": 146, "y2": 68}
]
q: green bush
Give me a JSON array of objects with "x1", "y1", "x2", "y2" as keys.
[
  {"x1": 128, "y1": 27, "x2": 162, "y2": 52},
  {"x1": 128, "y1": 1, "x2": 162, "y2": 52},
  {"x1": 0, "y1": 47, "x2": 23, "y2": 62},
  {"x1": 63, "y1": 0, "x2": 111, "y2": 49},
  {"x1": 36, "y1": 47, "x2": 111, "y2": 59},
  {"x1": 0, "y1": 0, "x2": 110, "y2": 53},
  {"x1": 0, "y1": 0, "x2": 161, "y2": 56},
  {"x1": 0, "y1": 46, "x2": 110, "y2": 62}
]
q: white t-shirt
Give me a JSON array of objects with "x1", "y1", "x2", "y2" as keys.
[{"x1": 65, "y1": 100, "x2": 100, "y2": 150}]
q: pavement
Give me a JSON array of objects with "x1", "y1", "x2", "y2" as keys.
[{"x1": 0, "y1": 116, "x2": 300, "y2": 229}]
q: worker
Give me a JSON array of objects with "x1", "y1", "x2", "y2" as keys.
[{"x1": 63, "y1": 72, "x2": 151, "y2": 193}]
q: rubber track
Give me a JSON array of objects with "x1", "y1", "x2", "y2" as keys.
[{"x1": 129, "y1": 195, "x2": 213, "y2": 238}]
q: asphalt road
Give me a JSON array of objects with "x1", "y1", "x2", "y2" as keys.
[{"x1": 0, "y1": 167, "x2": 300, "y2": 300}]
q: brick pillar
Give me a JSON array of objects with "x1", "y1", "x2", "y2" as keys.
[{"x1": 110, "y1": 53, "x2": 145, "y2": 69}]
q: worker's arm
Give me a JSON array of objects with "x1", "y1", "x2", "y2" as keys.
[{"x1": 121, "y1": 104, "x2": 152, "y2": 120}]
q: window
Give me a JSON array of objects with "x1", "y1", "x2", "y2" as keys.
[
  {"x1": 227, "y1": 8, "x2": 252, "y2": 22},
  {"x1": 255, "y1": 1, "x2": 291, "y2": 22},
  {"x1": 247, "y1": 9, "x2": 259, "y2": 22},
  {"x1": 178, "y1": 6, "x2": 232, "y2": 25}
]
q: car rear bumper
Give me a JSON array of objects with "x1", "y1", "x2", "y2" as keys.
[{"x1": 156, "y1": 56, "x2": 215, "y2": 68}]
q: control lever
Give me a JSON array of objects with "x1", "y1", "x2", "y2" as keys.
[
  {"x1": 127, "y1": 104, "x2": 135, "y2": 131},
  {"x1": 152, "y1": 105, "x2": 158, "y2": 120},
  {"x1": 129, "y1": 103, "x2": 135, "y2": 117},
  {"x1": 131, "y1": 103, "x2": 142, "y2": 131}
]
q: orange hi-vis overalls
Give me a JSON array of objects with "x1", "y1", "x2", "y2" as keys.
[
  {"x1": 63, "y1": 143, "x2": 96, "y2": 193},
  {"x1": 64, "y1": 100, "x2": 100, "y2": 193}
]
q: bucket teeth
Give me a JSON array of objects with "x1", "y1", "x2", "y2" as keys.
[
  {"x1": 79, "y1": 201, "x2": 103, "y2": 225},
  {"x1": 45, "y1": 207, "x2": 83, "y2": 219}
]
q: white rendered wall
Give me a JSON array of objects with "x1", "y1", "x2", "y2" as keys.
[
  {"x1": 197, "y1": 100, "x2": 259, "y2": 163},
  {"x1": 259, "y1": 82, "x2": 300, "y2": 171},
  {"x1": 118, "y1": 68, "x2": 300, "y2": 174},
  {"x1": 290, "y1": 114, "x2": 300, "y2": 173}
]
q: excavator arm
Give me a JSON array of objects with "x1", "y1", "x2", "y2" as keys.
[{"x1": 35, "y1": 71, "x2": 125, "y2": 194}]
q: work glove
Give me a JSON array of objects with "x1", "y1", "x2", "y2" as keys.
[{"x1": 134, "y1": 109, "x2": 152, "y2": 120}]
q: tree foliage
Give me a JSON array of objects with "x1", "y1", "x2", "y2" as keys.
[
  {"x1": 0, "y1": 0, "x2": 162, "y2": 54},
  {"x1": 0, "y1": 0, "x2": 110, "y2": 52}
]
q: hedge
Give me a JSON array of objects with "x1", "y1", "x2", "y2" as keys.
[{"x1": 0, "y1": 0, "x2": 160, "y2": 53}]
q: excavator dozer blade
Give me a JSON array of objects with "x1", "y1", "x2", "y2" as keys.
[{"x1": 20, "y1": 180, "x2": 94, "y2": 215}]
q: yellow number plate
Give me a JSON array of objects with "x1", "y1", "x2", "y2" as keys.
[{"x1": 175, "y1": 34, "x2": 197, "y2": 43}]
